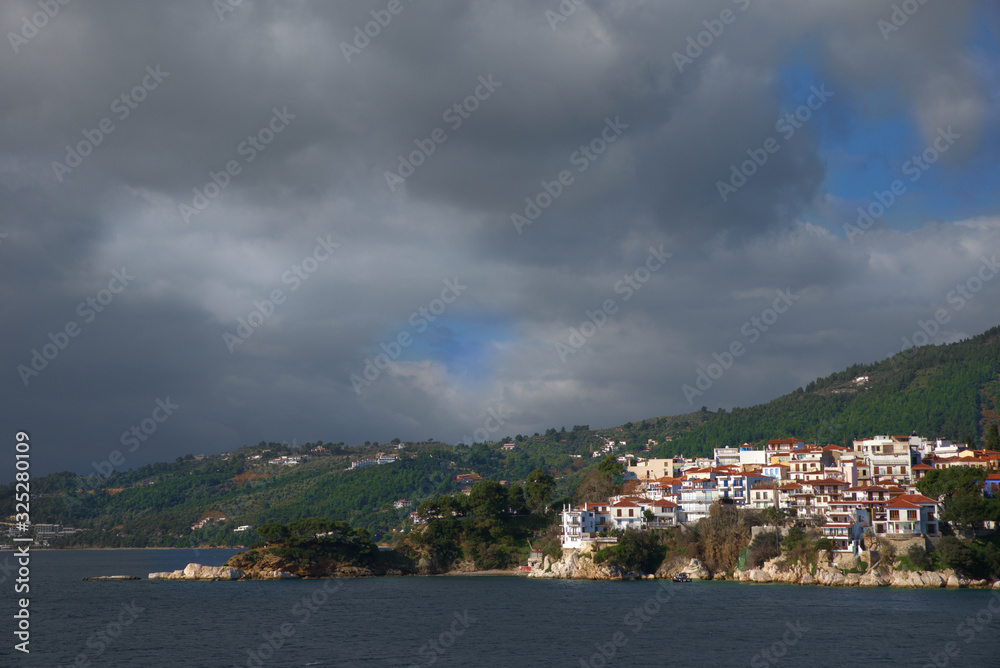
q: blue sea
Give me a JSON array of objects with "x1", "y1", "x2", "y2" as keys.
[{"x1": 1, "y1": 549, "x2": 999, "y2": 667}]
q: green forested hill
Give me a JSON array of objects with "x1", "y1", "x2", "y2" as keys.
[
  {"x1": 4, "y1": 324, "x2": 998, "y2": 548},
  {"x1": 637, "y1": 324, "x2": 1000, "y2": 457},
  {"x1": 0, "y1": 438, "x2": 589, "y2": 548}
]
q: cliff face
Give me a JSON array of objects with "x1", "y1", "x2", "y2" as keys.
[
  {"x1": 732, "y1": 555, "x2": 994, "y2": 588},
  {"x1": 528, "y1": 549, "x2": 709, "y2": 581},
  {"x1": 524, "y1": 548, "x2": 999, "y2": 588}
]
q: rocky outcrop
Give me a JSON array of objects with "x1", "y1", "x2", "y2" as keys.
[
  {"x1": 655, "y1": 554, "x2": 690, "y2": 579},
  {"x1": 528, "y1": 550, "x2": 706, "y2": 581},
  {"x1": 528, "y1": 550, "x2": 636, "y2": 580},
  {"x1": 149, "y1": 564, "x2": 246, "y2": 580},
  {"x1": 678, "y1": 558, "x2": 711, "y2": 580},
  {"x1": 732, "y1": 555, "x2": 986, "y2": 589},
  {"x1": 83, "y1": 575, "x2": 141, "y2": 581}
]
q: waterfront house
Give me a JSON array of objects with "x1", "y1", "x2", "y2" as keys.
[
  {"x1": 609, "y1": 499, "x2": 644, "y2": 530},
  {"x1": 884, "y1": 494, "x2": 939, "y2": 536},
  {"x1": 560, "y1": 502, "x2": 612, "y2": 549}
]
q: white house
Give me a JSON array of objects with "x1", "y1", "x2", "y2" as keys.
[
  {"x1": 560, "y1": 502, "x2": 612, "y2": 549},
  {"x1": 738, "y1": 448, "x2": 767, "y2": 468},
  {"x1": 647, "y1": 499, "x2": 678, "y2": 526},
  {"x1": 884, "y1": 494, "x2": 940, "y2": 537},
  {"x1": 609, "y1": 499, "x2": 645, "y2": 530},
  {"x1": 713, "y1": 447, "x2": 741, "y2": 468},
  {"x1": 748, "y1": 484, "x2": 779, "y2": 510},
  {"x1": 679, "y1": 478, "x2": 718, "y2": 522}
]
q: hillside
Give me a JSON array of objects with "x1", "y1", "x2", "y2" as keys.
[
  {"x1": 4, "y1": 323, "x2": 999, "y2": 549},
  {"x1": 616, "y1": 325, "x2": 1000, "y2": 458},
  {"x1": 0, "y1": 437, "x2": 592, "y2": 548}
]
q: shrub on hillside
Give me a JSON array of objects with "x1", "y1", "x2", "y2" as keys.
[
  {"x1": 747, "y1": 531, "x2": 781, "y2": 569},
  {"x1": 696, "y1": 503, "x2": 763, "y2": 572}
]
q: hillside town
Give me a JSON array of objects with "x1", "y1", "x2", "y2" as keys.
[{"x1": 561, "y1": 435, "x2": 1000, "y2": 555}]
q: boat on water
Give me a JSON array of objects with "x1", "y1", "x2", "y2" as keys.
[{"x1": 672, "y1": 573, "x2": 692, "y2": 583}]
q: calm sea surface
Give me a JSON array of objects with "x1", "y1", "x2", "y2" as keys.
[{"x1": 1, "y1": 549, "x2": 999, "y2": 667}]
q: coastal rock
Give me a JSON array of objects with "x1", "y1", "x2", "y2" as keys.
[
  {"x1": 83, "y1": 575, "x2": 141, "y2": 581},
  {"x1": 858, "y1": 571, "x2": 889, "y2": 587},
  {"x1": 890, "y1": 571, "x2": 946, "y2": 588},
  {"x1": 816, "y1": 570, "x2": 847, "y2": 586},
  {"x1": 735, "y1": 560, "x2": 968, "y2": 589},
  {"x1": 185, "y1": 563, "x2": 244, "y2": 580},
  {"x1": 528, "y1": 550, "x2": 633, "y2": 580},
  {"x1": 655, "y1": 554, "x2": 691, "y2": 579},
  {"x1": 148, "y1": 564, "x2": 244, "y2": 581},
  {"x1": 681, "y1": 558, "x2": 711, "y2": 581},
  {"x1": 994, "y1": 581, "x2": 1000, "y2": 589},
  {"x1": 261, "y1": 570, "x2": 300, "y2": 580}
]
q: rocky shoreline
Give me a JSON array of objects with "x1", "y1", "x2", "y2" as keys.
[
  {"x1": 135, "y1": 552, "x2": 1000, "y2": 588},
  {"x1": 527, "y1": 549, "x2": 1000, "y2": 589}
]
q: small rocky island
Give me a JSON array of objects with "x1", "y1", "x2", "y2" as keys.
[{"x1": 149, "y1": 519, "x2": 418, "y2": 581}]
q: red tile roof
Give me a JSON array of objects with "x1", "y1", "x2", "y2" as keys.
[{"x1": 885, "y1": 493, "x2": 937, "y2": 508}]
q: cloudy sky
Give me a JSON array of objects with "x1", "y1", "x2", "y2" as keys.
[{"x1": 3, "y1": 0, "x2": 1000, "y2": 480}]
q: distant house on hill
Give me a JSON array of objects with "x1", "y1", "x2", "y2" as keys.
[{"x1": 455, "y1": 473, "x2": 483, "y2": 486}]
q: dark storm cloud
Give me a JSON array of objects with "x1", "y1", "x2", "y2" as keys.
[{"x1": 1, "y1": 0, "x2": 997, "y2": 479}]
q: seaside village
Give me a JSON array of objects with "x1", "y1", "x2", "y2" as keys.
[{"x1": 560, "y1": 435, "x2": 1000, "y2": 555}]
